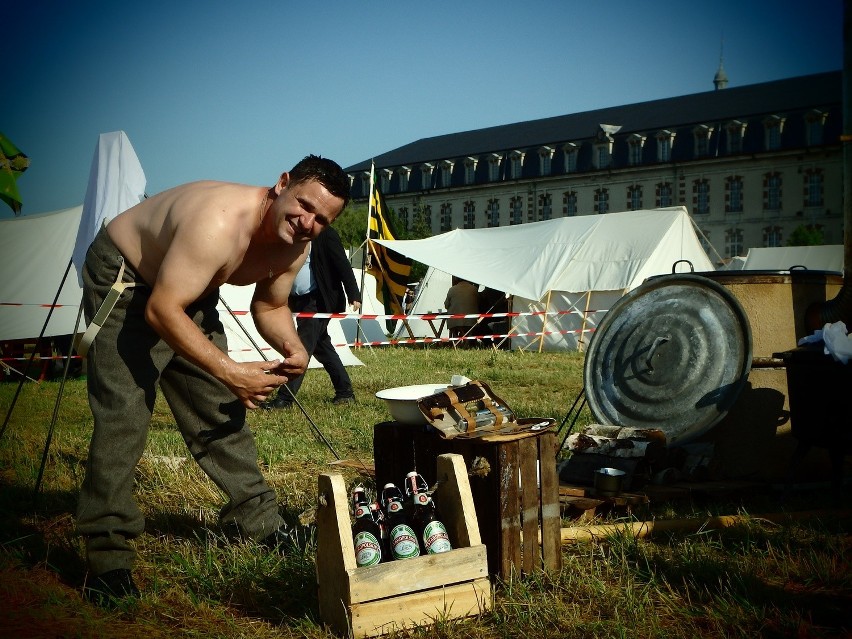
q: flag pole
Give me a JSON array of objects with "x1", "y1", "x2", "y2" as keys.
[{"x1": 355, "y1": 162, "x2": 375, "y2": 347}]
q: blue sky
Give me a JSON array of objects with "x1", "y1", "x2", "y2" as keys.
[{"x1": 3, "y1": 0, "x2": 843, "y2": 217}]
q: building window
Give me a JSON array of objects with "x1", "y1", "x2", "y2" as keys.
[
  {"x1": 538, "y1": 193, "x2": 552, "y2": 220},
  {"x1": 763, "y1": 172, "x2": 782, "y2": 211},
  {"x1": 380, "y1": 169, "x2": 392, "y2": 193},
  {"x1": 422, "y1": 205, "x2": 432, "y2": 231},
  {"x1": 627, "y1": 185, "x2": 643, "y2": 210},
  {"x1": 805, "y1": 109, "x2": 827, "y2": 146},
  {"x1": 510, "y1": 196, "x2": 524, "y2": 225},
  {"x1": 440, "y1": 161, "x2": 454, "y2": 188},
  {"x1": 421, "y1": 163, "x2": 434, "y2": 189},
  {"x1": 697, "y1": 229, "x2": 712, "y2": 256},
  {"x1": 764, "y1": 115, "x2": 785, "y2": 151},
  {"x1": 564, "y1": 191, "x2": 578, "y2": 216},
  {"x1": 804, "y1": 169, "x2": 824, "y2": 207},
  {"x1": 725, "y1": 227, "x2": 744, "y2": 258},
  {"x1": 763, "y1": 226, "x2": 783, "y2": 247},
  {"x1": 656, "y1": 182, "x2": 673, "y2": 208},
  {"x1": 656, "y1": 130, "x2": 675, "y2": 162},
  {"x1": 725, "y1": 176, "x2": 744, "y2": 213},
  {"x1": 563, "y1": 144, "x2": 578, "y2": 173},
  {"x1": 440, "y1": 202, "x2": 452, "y2": 232},
  {"x1": 463, "y1": 200, "x2": 476, "y2": 229},
  {"x1": 726, "y1": 120, "x2": 746, "y2": 154},
  {"x1": 361, "y1": 173, "x2": 371, "y2": 195},
  {"x1": 627, "y1": 134, "x2": 645, "y2": 166},
  {"x1": 509, "y1": 151, "x2": 524, "y2": 179},
  {"x1": 693, "y1": 125, "x2": 713, "y2": 157},
  {"x1": 464, "y1": 157, "x2": 477, "y2": 185},
  {"x1": 488, "y1": 154, "x2": 502, "y2": 181},
  {"x1": 397, "y1": 167, "x2": 410, "y2": 192},
  {"x1": 594, "y1": 144, "x2": 611, "y2": 169},
  {"x1": 539, "y1": 146, "x2": 554, "y2": 176},
  {"x1": 594, "y1": 188, "x2": 609, "y2": 214},
  {"x1": 487, "y1": 199, "x2": 500, "y2": 227},
  {"x1": 398, "y1": 206, "x2": 409, "y2": 230},
  {"x1": 693, "y1": 179, "x2": 710, "y2": 214}
]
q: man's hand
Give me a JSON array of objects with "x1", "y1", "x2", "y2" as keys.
[
  {"x1": 268, "y1": 339, "x2": 310, "y2": 379},
  {"x1": 226, "y1": 359, "x2": 288, "y2": 409},
  {"x1": 351, "y1": 301, "x2": 362, "y2": 312}
]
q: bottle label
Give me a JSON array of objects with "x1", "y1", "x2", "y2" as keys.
[
  {"x1": 422, "y1": 520, "x2": 452, "y2": 554},
  {"x1": 353, "y1": 531, "x2": 382, "y2": 567},
  {"x1": 390, "y1": 524, "x2": 420, "y2": 559}
]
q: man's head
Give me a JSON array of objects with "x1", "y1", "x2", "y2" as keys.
[{"x1": 288, "y1": 155, "x2": 350, "y2": 210}]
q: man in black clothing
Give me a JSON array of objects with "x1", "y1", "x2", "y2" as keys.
[{"x1": 263, "y1": 225, "x2": 360, "y2": 408}]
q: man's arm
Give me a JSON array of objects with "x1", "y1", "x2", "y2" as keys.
[{"x1": 144, "y1": 218, "x2": 287, "y2": 408}]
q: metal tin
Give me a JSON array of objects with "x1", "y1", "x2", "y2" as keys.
[{"x1": 584, "y1": 274, "x2": 753, "y2": 446}]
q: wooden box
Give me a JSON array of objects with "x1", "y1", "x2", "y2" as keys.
[
  {"x1": 374, "y1": 422, "x2": 562, "y2": 579},
  {"x1": 316, "y1": 453, "x2": 491, "y2": 638}
]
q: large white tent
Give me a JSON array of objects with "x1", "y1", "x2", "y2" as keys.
[{"x1": 376, "y1": 207, "x2": 714, "y2": 350}]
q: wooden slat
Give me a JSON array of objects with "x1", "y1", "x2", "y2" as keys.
[
  {"x1": 432, "y1": 453, "x2": 481, "y2": 548},
  {"x1": 499, "y1": 441, "x2": 521, "y2": 578},
  {"x1": 519, "y1": 437, "x2": 539, "y2": 574},
  {"x1": 347, "y1": 545, "x2": 488, "y2": 604},
  {"x1": 538, "y1": 431, "x2": 562, "y2": 572},
  {"x1": 350, "y1": 577, "x2": 491, "y2": 638}
]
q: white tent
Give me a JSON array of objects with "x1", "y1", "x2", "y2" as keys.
[
  {"x1": 740, "y1": 245, "x2": 843, "y2": 272},
  {"x1": 375, "y1": 207, "x2": 714, "y2": 350},
  {"x1": 0, "y1": 205, "x2": 366, "y2": 368}
]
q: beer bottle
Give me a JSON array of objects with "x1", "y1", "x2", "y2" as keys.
[
  {"x1": 369, "y1": 500, "x2": 388, "y2": 559},
  {"x1": 405, "y1": 472, "x2": 452, "y2": 555},
  {"x1": 352, "y1": 502, "x2": 383, "y2": 567},
  {"x1": 381, "y1": 483, "x2": 420, "y2": 560}
]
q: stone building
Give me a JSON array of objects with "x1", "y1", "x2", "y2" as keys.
[{"x1": 344, "y1": 70, "x2": 843, "y2": 263}]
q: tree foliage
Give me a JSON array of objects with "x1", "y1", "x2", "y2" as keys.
[{"x1": 786, "y1": 224, "x2": 824, "y2": 246}]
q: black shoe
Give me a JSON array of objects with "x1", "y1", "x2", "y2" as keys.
[
  {"x1": 260, "y1": 395, "x2": 294, "y2": 410},
  {"x1": 84, "y1": 568, "x2": 139, "y2": 608},
  {"x1": 331, "y1": 395, "x2": 355, "y2": 405},
  {"x1": 259, "y1": 523, "x2": 297, "y2": 552}
]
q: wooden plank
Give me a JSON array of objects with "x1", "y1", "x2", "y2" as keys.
[
  {"x1": 519, "y1": 437, "x2": 539, "y2": 574},
  {"x1": 349, "y1": 577, "x2": 491, "y2": 638},
  {"x1": 499, "y1": 440, "x2": 521, "y2": 579},
  {"x1": 432, "y1": 454, "x2": 481, "y2": 548},
  {"x1": 316, "y1": 473, "x2": 357, "y2": 635},
  {"x1": 348, "y1": 545, "x2": 488, "y2": 604},
  {"x1": 327, "y1": 459, "x2": 375, "y2": 475},
  {"x1": 538, "y1": 431, "x2": 562, "y2": 572}
]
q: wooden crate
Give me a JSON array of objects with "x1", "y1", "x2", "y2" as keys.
[
  {"x1": 374, "y1": 422, "x2": 562, "y2": 579},
  {"x1": 316, "y1": 453, "x2": 491, "y2": 638}
]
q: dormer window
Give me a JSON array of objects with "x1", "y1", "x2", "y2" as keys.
[
  {"x1": 397, "y1": 166, "x2": 410, "y2": 191},
  {"x1": 361, "y1": 172, "x2": 371, "y2": 195},
  {"x1": 538, "y1": 146, "x2": 554, "y2": 176},
  {"x1": 594, "y1": 126, "x2": 618, "y2": 169},
  {"x1": 726, "y1": 120, "x2": 746, "y2": 154},
  {"x1": 380, "y1": 169, "x2": 392, "y2": 193},
  {"x1": 627, "y1": 134, "x2": 645, "y2": 166},
  {"x1": 693, "y1": 124, "x2": 714, "y2": 157},
  {"x1": 805, "y1": 109, "x2": 827, "y2": 146},
  {"x1": 764, "y1": 115, "x2": 785, "y2": 151},
  {"x1": 421, "y1": 163, "x2": 434, "y2": 189},
  {"x1": 488, "y1": 154, "x2": 502, "y2": 181},
  {"x1": 440, "y1": 160, "x2": 454, "y2": 188},
  {"x1": 656, "y1": 130, "x2": 675, "y2": 162},
  {"x1": 563, "y1": 143, "x2": 578, "y2": 173},
  {"x1": 464, "y1": 157, "x2": 478, "y2": 185},
  {"x1": 509, "y1": 151, "x2": 525, "y2": 179}
]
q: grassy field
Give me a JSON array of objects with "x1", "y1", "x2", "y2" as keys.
[{"x1": 1, "y1": 346, "x2": 850, "y2": 638}]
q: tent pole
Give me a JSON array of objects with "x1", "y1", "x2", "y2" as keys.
[
  {"x1": 33, "y1": 299, "x2": 85, "y2": 501},
  {"x1": 538, "y1": 290, "x2": 553, "y2": 353},
  {"x1": 217, "y1": 295, "x2": 342, "y2": 461},
  {"x1": 578, "y1": 291, "x2": 592, "y2": 352},
  {"x1": 0, "y1": 257, "x2": 73, "y2": 441}
]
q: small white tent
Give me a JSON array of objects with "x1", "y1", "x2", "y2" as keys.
[
  {"x1": 375, "y1": 207, "x2": 714, "y2": 350},
  {"x1": 740, "y1": 245, "x2": 843, "y2": 272}
]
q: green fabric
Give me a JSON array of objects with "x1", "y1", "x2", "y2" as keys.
[{"x1": 0, "y1": 132, "x2": 29, "y2": 214}]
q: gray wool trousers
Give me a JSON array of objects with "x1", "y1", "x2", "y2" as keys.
[{"x1": 76, "y1": 228, "x2": 283, "y2": 575}]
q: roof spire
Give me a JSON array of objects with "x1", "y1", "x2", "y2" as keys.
[{"x1": 714, "y1": 35, "x2": 728, "y2": 90}]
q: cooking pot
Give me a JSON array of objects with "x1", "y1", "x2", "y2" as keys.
[{"x1": 594, "y1": 467, "x2": 626, "y2": 497}]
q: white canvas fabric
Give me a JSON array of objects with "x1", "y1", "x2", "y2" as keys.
[{"x1": 740, "y1": 245, "x2": 843, "y2": 272}]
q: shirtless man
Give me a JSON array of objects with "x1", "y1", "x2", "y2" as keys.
[{"x1": 76, "y1": 155, "x2": 349, "y2": 606}]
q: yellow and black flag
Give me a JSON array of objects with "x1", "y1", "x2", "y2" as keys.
[
  {"x1": 0, "y1": 133, "x2": 30, "y2": 214},
  {"x1": 366, "y1": 180, "x2": 411, "y2": 323}
]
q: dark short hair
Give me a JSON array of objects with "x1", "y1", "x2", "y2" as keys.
[{"x1": 289, "y1": 155, "x2": 350, "y2": 209}]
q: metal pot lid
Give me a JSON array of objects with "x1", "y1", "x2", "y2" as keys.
[{"x1": 584, "y1": 274, "x2": 752, "y2": 446}]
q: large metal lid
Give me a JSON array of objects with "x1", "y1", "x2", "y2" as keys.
[{"x1": 584, "y1": 274, "x2": 752, "y2": 446}]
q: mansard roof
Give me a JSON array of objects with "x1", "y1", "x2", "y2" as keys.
[{"x1": 344, "y1": 71, "x2": 840, "y2": 175}]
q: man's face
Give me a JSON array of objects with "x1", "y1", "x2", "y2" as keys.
[{"x1": 274, "y1": 177, "x2": 345, "y2": 243}]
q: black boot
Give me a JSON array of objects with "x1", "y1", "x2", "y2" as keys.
[{"x1": 84, "y1": 568, "x2": 140, "y2": 608}]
